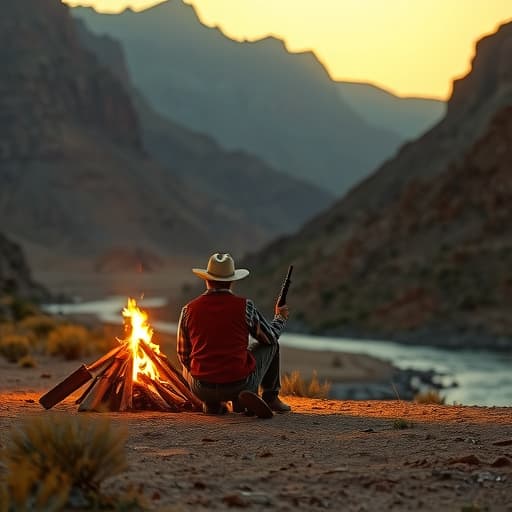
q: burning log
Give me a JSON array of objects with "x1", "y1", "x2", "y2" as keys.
[
  {"x1": 41, "y1": 298, "x2": 201, "y2": 413},
  {"x1": 137, "y1": 374, "x2": 178, "y2": 411},
  {"x1": 139, "y1": 341, "x2": 203, "y2": 409}
]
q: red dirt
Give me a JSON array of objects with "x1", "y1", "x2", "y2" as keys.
[{"x1": 1, "y1": 358, "x2": 512, "y2": 511}]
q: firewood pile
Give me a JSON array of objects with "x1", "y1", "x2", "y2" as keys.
[{"x1": 39, "y1": 299, "x2": 202, "y2": 412}]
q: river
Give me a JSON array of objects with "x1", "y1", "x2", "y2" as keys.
[{"x1": 43, "y1": 296, "x2": 512, "y2": 407}]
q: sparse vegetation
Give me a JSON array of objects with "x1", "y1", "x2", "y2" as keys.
[
  {"x1": 0, "y1": 334, "x2": 30, "y2": 363},
  {"x1": 0, "y1": 414, "x2": 128, "y2": 510},
  {"x1": 414, "y1": 389, "x2": 446, "y2": 405},
  {"x1": 18, "y1": 354, "x2": 37, "y2": 368},
  {"x1": 393, "y1": 418, "x2": 413, "y2": 430},
  {"x1": 281, "y1": 370, "x2": 331, "y2": 398},
  {"x1": 46, "y1": 324, "x2": 90, "y2": 360},
  {"x1": 20, "y1": 314, "x2": 58, "y2": 339}
]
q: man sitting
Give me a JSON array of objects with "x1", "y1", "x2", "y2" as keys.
[{"x1": 177, "y1": 253, "x2": 291, "y2": 418}]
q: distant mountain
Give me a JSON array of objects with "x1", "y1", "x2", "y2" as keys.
[
  {"x1": 336, "y1": 82, "x2": 445, "y2": 140},
  {"x1": 1, "y1": 0, "x2": 316, "y2": 274},
  {"x1": 75, "y1": 19, "x2": 333, "y2": 237},
  {"x1": 73, "y1": 1, "x2": 402, "y2": 195},
  {"x1": 239, "y1": 21, "x2": 512, "y2": 349}
]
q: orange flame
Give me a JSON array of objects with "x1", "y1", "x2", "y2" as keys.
[{"x1": 122, "y1": 298, "x2": 161, "y2": 382}]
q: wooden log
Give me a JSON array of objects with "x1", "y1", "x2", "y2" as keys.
[
  {"x1": 139, "y1": 341, "x2": 202, "y2": 409},
  {"x1": 119, "y1": 357, "x2": 134, "y2": 411},
  {"x1": 40, "y1": 345, "x2": 127, "y2": 410},
  {"x1": 78, "y1": 358, "x2": 124, "y2": 412},
  {"x1": 150, "y1": 379, "x2": 184, "y2": 410},
  {"x1": 75, "y1": 375, "x2": 100, "y2": 405},
  {"x1": 135, "y1": 375, "x2": 174, "y2": 411},
  {"x1": 87, "y1": 344, "x2": 126, "y2": 372},
  {"x1": 154, "y1": 351, "x2": 191, "y2": 388},
  {"x1": 39, "y1": 364, "x2": 93, "y2": 410},
  {"x1": 108, "y1": 357, "x2": 131, "y2": 411}
]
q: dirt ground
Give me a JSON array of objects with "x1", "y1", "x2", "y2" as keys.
[{"x1": 2, "y1": 357, "x2": 512, "y2": 511}]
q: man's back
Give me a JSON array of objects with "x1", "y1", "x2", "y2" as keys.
[{"x1": 185, "y1": 292, "x2": 255, "y2": 383}]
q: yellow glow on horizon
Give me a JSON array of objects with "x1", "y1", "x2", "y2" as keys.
[{"x1": 62, "y1": 0, "x2": 512, "y2": 99}]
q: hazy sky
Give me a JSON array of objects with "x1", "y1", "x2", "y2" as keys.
[{"x1": 63, "y1": 0, "x2": 512, "y2": 99}]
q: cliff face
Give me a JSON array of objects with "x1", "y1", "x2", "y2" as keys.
[
  {"x1": 0, "y1": 233, "x2": 47, "y2": 302},
  {"x1": 239, "y1": 23, "x2": 512, "y2": 348},
  {"x1": 327, "y1": 22, "x2": 512, "y2": 221},
  {"x1": 0, "y1": 0, "x2": 141, "y2": 160},
  {"x1": 75, "y1": 19, "x2": 333, "y2": 238},
  {"x1": 0, "y1": 0, "x2": 317, "y2": 273},
  {"x1": 73, "y1": 1, "x2": 402, "y2": 195}
]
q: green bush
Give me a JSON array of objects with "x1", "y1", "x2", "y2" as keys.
[
  {"x1": 46, "y1": 325, "x2": 90, "y2": 360},
  {"x1": 0, "y1": 334, "x2": 30, "y2": 363},
  {"x1": 281, "y1": 370, "x2": 331, "y2": 398},
  {"x1": 1, "y1": 414, "x2": 128, "y2": 510}
]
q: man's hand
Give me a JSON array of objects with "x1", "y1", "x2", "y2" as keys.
[{"x1": 275, "y1": 304, "x2": 290, "y2": 320}]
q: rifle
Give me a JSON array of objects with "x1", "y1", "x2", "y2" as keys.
[{"x1": 276, "y1": 265, "x2": 293, "y2": 307}]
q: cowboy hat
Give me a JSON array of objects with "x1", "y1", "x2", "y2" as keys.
[{"x1": 192, "y1": 253, "x2": 249, "y2": 282}]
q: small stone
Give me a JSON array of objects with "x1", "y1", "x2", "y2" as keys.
[
  {"x1": 222, "y1": 493, "x2": 250, "y2": 508},
  {"x1": 449, "y1": 454, "x2": 482, "y2": 466}
]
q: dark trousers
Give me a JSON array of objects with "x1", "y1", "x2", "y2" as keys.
[{"x1": 183, "y1": 341, "x2": 281, "y2": 404}]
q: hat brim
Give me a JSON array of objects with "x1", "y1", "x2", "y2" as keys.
[{"x1": 192, "y1": 268, "x2": 249, "y2": 282}]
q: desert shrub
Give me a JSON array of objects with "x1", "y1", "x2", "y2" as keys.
[
  {"x1": 89, "y1": 324, "x2": 120, "y2": 355},
  {"x1": 393, "y1": 418, "x2": 413, "y2": 430},
  {"x1": 414, "y1": 389, "x2": 446, "y2": 405},
  {"x1": 18, "y1": 354, "x2": 37, "y2": 368},
  {"x1": 0, "y1": 334, "x2": 30, "y2": 363},
  {"x1": 281, "y1": 370, "x2": 331, "y2": 398},
  {"x1": 1, "y1": 414, "x2": 128, "y2": 509},
  {"x1": 46, "y1": 325, "x2": 90, "y2": 360},
  {"x1": 0, "y1": 460, "x2": 70, "y2": 512},
  {"x1": 20, "y1": 314, "x2": 58, "y2": 339}
]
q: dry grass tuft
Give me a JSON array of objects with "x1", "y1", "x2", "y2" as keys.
[
  {"x1": 0, "y1": 334, "x2": 30, "y2": 363},
  {"x1": 281, "y1": 370, "x2": 331, "y2": 398},
  {"x1": 46, "y1": 325, "x2": 90, "y2": 360},
  {"x1": 17, "y1": 354, "x2": 37, "y2": 368},
  {"x1": 20, "y1": 314, "x2": 59, "y2": 339},
  {"x1": 393, "y1": 418, "x2": 413, "y2": 430},
  {"x1": 414, "y1": 389, "x2": 446, "y2": 405},
  {"x1": 0, "y1": 414, "x2": 128, "y2": 510}
]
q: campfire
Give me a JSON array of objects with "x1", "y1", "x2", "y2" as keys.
[{"x1": 39, "y1": 298, "x2": 201, "y2": 412}]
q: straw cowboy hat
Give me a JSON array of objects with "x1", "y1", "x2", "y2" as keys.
[{"x1": 192, "y1": 253, "x2": 249, "y2": 282}]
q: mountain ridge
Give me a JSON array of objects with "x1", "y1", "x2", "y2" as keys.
[
  {"x1": 2, "y1": 0, "x2": 311, "y2": 275},
  {"x1": 237, "y1": 21, "x2": 512, "y2": 348},
  {"x1": 73, "y1": 0, "x2": 402, "y2": 195}
]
